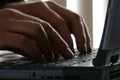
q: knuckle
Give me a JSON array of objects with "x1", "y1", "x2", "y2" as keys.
[
  {"x1": 1, "y1": 8, "x2": 13, "y2": 12},
  {"x1": 2, "y1": 8, "x2": 15, "y2": 15},
  {"x1": 72, "y1": 12, "x2": 81, "y2": 21},
  {"x1": 33, "y1": 23, "x2": 42, "y2": 31},
  {"x1": 0, "y1": 8, "x2": 20, "y2": 18},
  {"x1": 42, "y1": 22, "x2": 52, "y2": 30},
  {"x1": 69, "y1": 13, "x2": 86, "y2": 25},
  {"x1": 30, "y1": 22, "x2": 44, "y2": 35},
  {"x1": 42, "y1": 22, "x2": 58, "y2": 35}
]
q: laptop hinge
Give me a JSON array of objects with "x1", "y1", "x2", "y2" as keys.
[{"x1": 110, "y1": 54, "x2": 119, "y2": 65}]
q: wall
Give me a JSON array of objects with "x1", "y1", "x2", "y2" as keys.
[
  {"x1": 51, "y1": 0, "x2": 66, "y2": 7},
  {"x1": 93, "y1": 0, "x2": 108, "y2": 48}
]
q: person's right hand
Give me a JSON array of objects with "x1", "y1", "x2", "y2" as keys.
[{"x1": 0, "y1": 8, "x2": 74, "y2": 62}]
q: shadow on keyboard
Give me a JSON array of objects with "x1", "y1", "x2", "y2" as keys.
[{"x1": 0, "y1": 50, "x2": 97, "y2": 68}]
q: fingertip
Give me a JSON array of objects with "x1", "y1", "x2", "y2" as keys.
[
  {"x1": 87, "y1": 42, "x2": 93, "y2": 53},
  {"x1": 78, "y1": 44, "x2": 88, "y2": 54},
  {"x1": 87, "y1": 47, "x2": 92, "y2": 53},
  {"x1": 64, "y1": 48, "x2": 74, "y2": 59}
]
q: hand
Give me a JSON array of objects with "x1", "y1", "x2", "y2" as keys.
[
  {"x1": 46, "y1": 1, "x2": 92, "y2": 53},
  {"x1": 0, "y1": 9, "x2": 74, "y2": 62},
  {"x1": 3, "y1": 1, "x2": 92, "y2": 53}
]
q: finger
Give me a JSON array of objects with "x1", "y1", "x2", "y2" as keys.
[
  {"x1": 46, "y1": 1, "x2": 88, "y2": 53},
  {"x1": 42, "y1": 23, "x2": 74, "y2": 59},
  {"x1": 81, "y1": 17, "x2": 92, "y2": 52},
  {"x1": 1, "y1": 32, "x2": 44, "y2": 62},
  {"x1": 71, "y1": 17, "x2": 87, "y2": 53},
  {"x1": 3, "y1": 19, "x2": 54, "y2": 61}
]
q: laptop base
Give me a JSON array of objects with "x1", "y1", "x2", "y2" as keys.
[{"x1": 0, "y1": 64, "x2": 120, "y2": 80}]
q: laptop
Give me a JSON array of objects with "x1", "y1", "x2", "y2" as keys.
[{"x1": 0, "y1": 0, "x2": 120, "y2": 80}]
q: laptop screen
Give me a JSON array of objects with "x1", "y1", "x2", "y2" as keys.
[
  {"x1": 93, "y1": 0, "x2": 120, "y2": 68},
  {"x1": 106, "y1": 0, "x2": 120, "y2": 49},
  {"x1": 101, "y1": 0, "x2": 120, "y2": 50}
]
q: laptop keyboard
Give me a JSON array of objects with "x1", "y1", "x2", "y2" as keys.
[{"x1": 0, "y1": 50, "x2": 97, "y2": 68}]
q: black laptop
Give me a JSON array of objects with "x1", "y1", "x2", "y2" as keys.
[{"x1": 0, "y1": 0, "x2": 120, "y2": 80}]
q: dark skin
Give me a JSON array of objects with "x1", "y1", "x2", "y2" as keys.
[{"x1": 0, "y1": 1, "x2": 92, "y2": 62}]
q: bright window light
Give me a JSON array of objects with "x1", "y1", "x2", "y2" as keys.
[{"x1": 93, "y1": 0, "x2": 108, "y2": 48}]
